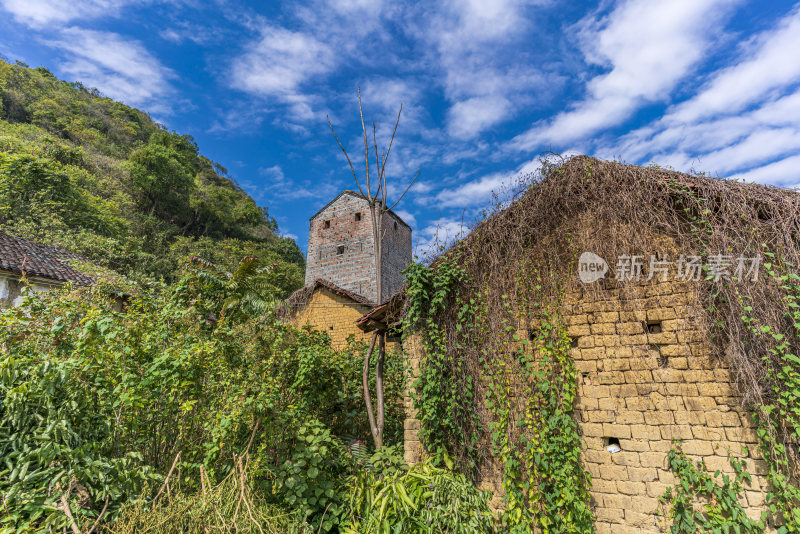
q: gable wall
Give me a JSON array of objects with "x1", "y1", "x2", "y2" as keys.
[{"x1": 287, "y1": 287, "x2": 374, "y2": 350}]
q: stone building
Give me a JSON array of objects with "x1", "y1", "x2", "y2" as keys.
[
  {"x1": 305, "y1": 190, "x2": 412, "y2": 304},
  {"x1": 0, "y1": 231, "x2": 94, "y2": 308},
  {"x1": 382, "y1": 157, "x2": 794, "y2": 531},
  {"x1": 285, "y1": 190, "x2": 412, "y2": 349}
]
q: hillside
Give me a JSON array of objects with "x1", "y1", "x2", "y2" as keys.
[{"x1": 0, "y1": 59, "x2": 303, "y2": 296}]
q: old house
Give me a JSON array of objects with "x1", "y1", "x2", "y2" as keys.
[
  {"x1": 0, "y1": 231, "x2": 94, "y2": 308},
  {"x1": 394, "y1": 156, "x2": 798, "y2": 531},
  {"x1": 285, "y1": 190, "x2": 412, "y2": 349}
]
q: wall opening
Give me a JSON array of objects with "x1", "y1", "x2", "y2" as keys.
[
  {"x1": 644, "y1": 320, "x2": 662, "y2": 334},
  {"x1": 604, "y1": 437, "x2": 621, "y2": 453},
  {"x1": 337, "y1": 245, "x2": 345, "y2": 255},
  {"x1": 324, "y1": 220, "x2": 331, "y2": 229},
  {"x1": 394, "y1": 221, "x2": 398, "y2": 231},
  {"x1": 355, "y1": 212, "x2": 362, "y2": 221}
]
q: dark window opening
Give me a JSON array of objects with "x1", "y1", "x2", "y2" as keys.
[
  {"x1": 644, "y1": 320, "x2": 662, "y2": 334},
  {"x1": 394, "y1": 221, "x2": 398, "y2": 231},
  {"x1": 604, "y1": 437, "x2": 621, "y2": 452},
  {"x1": 355, "y1": 212, "x2": 362, "y2": 221},
  {"x1": 581, "y1": 372, "x2": 590, "y2": 381},
  {"x1": 528, "y1": 330, "x2": 536, "y2": 341},
  {"x1": 329, "y1": 325, "x2": 334, "y2": 330},
  {"x1": 570, "y1": 337, "x2": 579, "y2": 349},
  {"x1": 324, "y1": 220, "x2": 331, "y2": 229},
  {"x1": 337, "y1": 245, "x2": 345, "y2": 255}
]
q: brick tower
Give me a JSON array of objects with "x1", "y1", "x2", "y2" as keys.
[{"x1": 305, "y1": 190, "x2": 412, "y2": 303}]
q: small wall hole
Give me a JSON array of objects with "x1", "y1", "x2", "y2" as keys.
[
  {"x1": 323, "y1": 220, "x2": 331, "y2": 229},
  {"x1": 644, "y1": 320, "x2": 662, "y2": 334},
  {"x1": 355, "y1": 212, "x2": 361, "y2": 221},
  {"x1": 336, "y1": 245, "x2": 345, "y2": 255},
  {"x1": 604, "y1": 437, "x2": 621, "y2": 453},
  {"x1": 394, "y1": 221, "x2": 398, "y2": 231},
  {"x1": 570, "y1": 337, "x2": 579, "y2": 349}
]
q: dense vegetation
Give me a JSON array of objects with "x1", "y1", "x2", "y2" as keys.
[
  {"x1": 0, "y1": 59, "x2": 303, "y2": 294},
  {"x1": 0, "y1": 260, "x2": 492, "y2": 532}
]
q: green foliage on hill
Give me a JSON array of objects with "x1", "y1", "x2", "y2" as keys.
[{"x1": 0, "y1": 59, "x2": 303, "y2": 295}]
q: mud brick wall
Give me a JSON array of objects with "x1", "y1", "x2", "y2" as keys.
[
  {"x1": 306, "y1": 192, "x2": 412, "y2": 303},
  {"x1": 565, "y1": 279, "x2": 769, "y2": 532},
  {"x1": 287, "y1": 287, "x2": 375, "y2": 350},
  {"x1": 402, "y1": 278, "x2": 773, "y2": 531}
]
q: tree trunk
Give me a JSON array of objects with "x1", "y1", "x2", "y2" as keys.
[
  {"x1": 363, "y1": 332, "x2": 381, "y2": 448},
  {"x1": 375, "y1": 333, "x2": 385, "y2": 447}
]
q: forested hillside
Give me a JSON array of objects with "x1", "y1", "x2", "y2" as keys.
[{"x1": 0, "y1": 58, "x2": 303, "y2": 296}]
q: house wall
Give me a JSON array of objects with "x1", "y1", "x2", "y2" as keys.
[
  {"x1": 0, "y1": 275, "x2": 56, "y2": 309},
  {"x1": 306, "y1": 193, "x2": 412, "y2": 303},
  {"x1": 402, "y1": 277, "x2": 772, "y2": 531},
  {"x1": 287, "y1": 287, "x2": 375, "y2": 350}
]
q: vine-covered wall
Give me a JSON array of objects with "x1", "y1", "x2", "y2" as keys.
[{"x1": 400, "y1": 156, "x2": 800, "y2": 532}]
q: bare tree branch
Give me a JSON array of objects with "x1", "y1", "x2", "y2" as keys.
[
  {"x1": 388, "y1": 169, "x2": 421, "y2": 211},
  {"x1": 358, "y1": 87, "x2": 372, "y2": 201},
  {"x1": 375, "y1": 334, "x2": 385, "y2": 448},
  {"x1": 327, "y1": 115, "x2": 365, "y2": 196}
]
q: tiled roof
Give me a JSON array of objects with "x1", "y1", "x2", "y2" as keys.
[
  {"x1": 285, "y1": 278, "x2": 374, "y2": 309},
  {"x1": 0, "y1": 231, "x2": 95, "y2": 286}
]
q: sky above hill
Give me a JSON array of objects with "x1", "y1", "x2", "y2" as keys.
[{"x1": 2, "y1": 0, "x2": 799, "y2": 257}]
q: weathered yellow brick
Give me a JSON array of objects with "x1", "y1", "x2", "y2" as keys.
[
  {"x1": 595, "y1": 507, "x2": 625, "y2": 523},
  {"x1": 617, "y1": 480, "x2": 646, "y2": 495},
  {"x1": 625, "y1": 370, "x2": 653, "y2": 383},
  {"x1": 691, "y1": 426, "x2": 725, "y2": 441},
  {"x1": 683, "y1": 397, "x2": 717, "y2": 411},
  {"x1": 581, "y1": 422, "x2": 604, "y2": 437},
  {"x1": 631, "y1": 424, "x2": 662, "y2": 440},
  {"x1": 617, "y1": 322, "x2": 644, "y2": 335},
  {"x1": 680, "y1": 440, "x2": 714, "y2": 456},
  {"x1": 602, "y1": 493, "x2": 632, "y2": 509},
  {"x1": 619, "y1": 438, "x2": 650, "y2": 452},
  {"x1": 673, "y1": 411, "x2": 706, "y2": 425},
  {"x1": 611, "y1": 452, "x2": 641, "y2": 467},
  {"x1": 582, "y1": 385, "x2": 610, "y2": 398},
  {"x1": 646, "y1": 481, "x2": 670, "y2": 498},
  {"x1": 640, "y1": 452, "x2": 668, "y2": 468},
  {"x1": 601, "y1": 464, "x2": 629, "y2": 480},
  {"x1": 589, "y1": 410, "x2": 617, "y2": 423},
  {"x1": 631, "y1": 495, "x2": 660, "y2": 514},
  {"x1": 581, "y1": 347, "x2": 606, "y2": 359},
  {"x1": 660, "y1": 425, "x2": 694, "y2": 440},
  {"x1": 725, "y1": 426, "x2": 758, "y2": 443},
  {"x1": 603, "y1": 423, "x2": 632, "y2": 439},
  {"x1": 611, "y1": 384, "x2": 640, "y2": 397},
  {"x1": 627, "y1": 466, "x2": 658, "y2": 482},
  {"x1": 644, "y1": 411, "x2": 674, "y2": 425},
  {"x1": 616, "y1": 411, "x2": 645, "y2": 425},
  {"x1": 592, "y1": 311, "x2": 620, "y2": 323},
  {"x1": 591, "y1": 323, "x2": 617, "y2": 335}
]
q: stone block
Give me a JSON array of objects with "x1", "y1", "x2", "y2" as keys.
[
  {"x1": 640, "y1": 452, "x2": 668, "y2": 468},
  {"x1": 660, "y1": 425, "x2": 694, "y2": 440},
  {"x1": 603, "y1": 423, "x2": 632, "y2": 439},
  {"x1": 617, "y1": 480, "x2": 646, "y2": 495}
]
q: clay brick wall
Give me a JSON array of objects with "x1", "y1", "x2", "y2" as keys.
[
  {"x1": 402, "y1": 278, "x2": 773, "y2": 531},
  {"x1": 287, "y1": 287, "x2": 375, "y2": 350},
  {"x1": 306, "y1": 192, "x2": 411, "y2": 303}
]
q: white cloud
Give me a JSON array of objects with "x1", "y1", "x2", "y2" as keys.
[
  {"x1": 434, "y1": 171, "x2": 509, "y2": 208},
  {"x1": 510, "y1": 0, "x2": 740, "y2": 150},
  {"x1": 393, "y1": 208, "x2": 416, "y2": 227},
  {"x1": 667, "y1": 5, "x2": 800, "y2": 124},
  {"x1": 47, "y1": 27, "x2": 175, "y2": 110},
  {"x1": 256, "y1": 164, "x2": 341, "y2": 200},
  {"x1": 230, "y1": 26, "x2": 335, "y2": 119},
  {"x1": 447, "y1": 96, "x2": 511, "y2": 140},
  {"x1": 728, "y1": 154, "x2": 800, "y2": 187},
  {"x1": 0, "y1": 0, "x2": 130, "y2": 26},
  {"x1": 595, "y1": 7, "x2": 800, "y2": 183}
]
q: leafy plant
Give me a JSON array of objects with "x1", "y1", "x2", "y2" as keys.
[
  {"x1": 660, "y1": 444, "x2": 765, "y2": 533},
  {"x1": 340, "y1": 449, "x2": 494, "y2": 533}
]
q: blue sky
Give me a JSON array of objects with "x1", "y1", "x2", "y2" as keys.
[{"x1": 1, "y1": 0, "x2": 799, "y2": 257}]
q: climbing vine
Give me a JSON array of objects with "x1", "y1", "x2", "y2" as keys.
[
  {"x1": 660, "y1": 444, "x2": 765, "y2": 532},
  {"x1": 403, "y1": 257, "x2": 483, "y2": 475},
  {"x1": 404, "y1": 255, "x2": 594, "y2": 532}
]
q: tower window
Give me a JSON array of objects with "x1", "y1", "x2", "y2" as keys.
[
  {"x1": 323, "y1": 220, "x2": 331, "y2": 229},
  {"x1": 394, "y1": 221, "x2": 398, "y2": 231},
  {"x1": 337, "y1": 245, "x2": 345, "y2": 255},
  {"x1": 355, "y1": 212, "x2": 362, "y2": 221}
]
